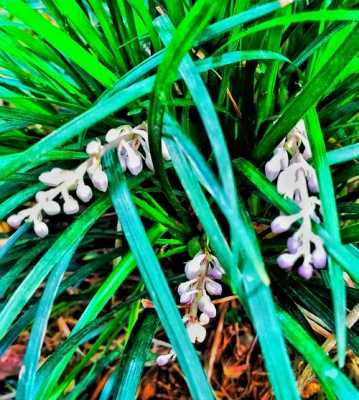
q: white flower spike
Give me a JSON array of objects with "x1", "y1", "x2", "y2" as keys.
[
  {"x1": 266, "y1": 119, "x2": 327, "y2": 279},
  {"x1": 6, "y1": 123, "x2": 169, "y2": 237}
]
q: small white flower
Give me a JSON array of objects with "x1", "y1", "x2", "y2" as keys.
[
  {"x1": 186, "y1": 321, "x2": 206, "y2": 343},
  {"x1": 86, "y1": 140, "x2": 102, "y2": 156},
  {"x1": 123, "y1": 141, "x2": 143, "y2": 176},
  {"x1": 105, "y1": 128, "x2": 121, "y2": 143}
]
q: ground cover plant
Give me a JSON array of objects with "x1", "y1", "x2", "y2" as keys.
[{"x1": 0, "y1": 0, "x2": 358, "y2": 398}]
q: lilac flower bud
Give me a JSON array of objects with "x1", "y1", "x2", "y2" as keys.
[
  {"x1": 277, "y1": 253, "x2": 298, "y2": 269},
  {"x1": 76, "y1": 184, "x2": 93, "y2": 203},
  {"x1": 90, "y1": 169, "x2": 108, "y2": 192},
  {"x1": 298, "y1": 263, "x2": 313, "y2": 279},
  {"x1": 105, "y1": 128, "x2": 121, "y2": 143},
  {"x1": 86, "y1": 140, "x2": 102, "y2": 156},
  {"x1": 184, "y1": 253, "x2": 205, "y2": 280},
  {"x1": 265, "y1": 155, "x2": 282, "y2": 182},
  {"x1": 271, "y1": 215, "x2": 297, "y2": 234},
  {"x1": 312, "y1": 246, "x2": 327, "y2": 269},
  {"x1": 34, "y1": 221, "x2": 49, "y2": 238},
  {"x1": 63, "y1": 197, "x2": 79, "y2": 215},
  {"x1": 208, "y1": 258, "x2": 225, "y2": 280},
  {"x1": 287, "y1": 236, "x2": 300, "y2": 254},
  {"x1": 180, "y1": 291, "x2": 196, "y2": 304},
  {"x1": 205, "y1": 278, "x2": 222, "y2": 296},
  {"x1": 178, "y1": 281, "x2": 193, "y2": 296},
  {"x1": 199, "y1": 313, "x2": 210, "y2": 325},
  {"x1": 198, "y1": 295, "x2": 216, "y2": 318},
  {"x1": 186, "y1": 322, "x2": 206, "y2": 343},
  {"x1": 307, "y1": 173, "x2": 319, "y2": 193},
  {"x1": 156, "y1": 354, "x2": 172, "y2": 366},
  {"x1": 43, "y1": 201, "x2": 61, "y2": 216},
  {"x1": 7, "y1": 214, "x2": 24, "y2": 228}
]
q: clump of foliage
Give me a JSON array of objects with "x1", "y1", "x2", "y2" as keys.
[{"x1": 0, "y1": 0, "x2": 358, "y2": 399}]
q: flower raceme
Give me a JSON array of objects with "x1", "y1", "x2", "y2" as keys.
[
  {"x1": 7, "y1": 123, "x2": 170, "y2": 237},
  {"x1": 265, "y1": 120, "x2": 326, "y2": 279},
  {"x1": 156, "y1": 251, "x2": 225, "y2": 366}
]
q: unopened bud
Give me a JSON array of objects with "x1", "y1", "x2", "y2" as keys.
[
  {"x1": 34, "y1": 220, "x2": 49, "y2": 238},
  {"x1": 63, "y1": 197, "x2": 79, "y2": 215},
  {"x1": 76, "y1": 184, "x2": 93, "y2": 203},
  {"x1": 43, "y1": 201, "x2": 61, "y2": 216},
  {"x1": 298, "y1": 263, "x2": 313, "y2": 279},
  {"x1": 7, "y1": 214, "x2": 24, "y2": 228}
]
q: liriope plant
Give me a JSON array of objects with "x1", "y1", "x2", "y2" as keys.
[{"x1": 0, "y1": 0, "x2": 358, "y2": 399}]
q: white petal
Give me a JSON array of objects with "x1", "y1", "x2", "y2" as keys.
[
  {"x1": 105, "y1": 128, "x2": 121, "y2": 143},
  {"x1": 86, "y1": 140, "x2": 102, "y2": 156}
]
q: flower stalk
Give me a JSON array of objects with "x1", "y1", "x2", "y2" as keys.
[
  {"x1": 7, "y1": 123, "x2": 170, "y2": 237},
  {"x1": 265, "y1": 120, "x2": 326, "y2": 279}
]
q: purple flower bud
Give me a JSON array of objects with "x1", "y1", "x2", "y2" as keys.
[
  {"x1": 156, "y1": 354, "x2": 172, "y2": 366},
  {"x1": 198, "y1": 295, "x2": 216, "y2": 318},
  {"x1": 298, "y1": 263, "x2": 313, "y2": 279},
  {"x1": 271, "y1": 215, "x2": 296, "y2": 234},
  {"x1": 184, "y1": 253, "x2": 205, "y2": 279},
  {"x1": 205, "y1": 279, "x2": 222, "y2": 296},
  {"x1": 277, "y1": 253, "x2": 297, "y2": 269},
  {"x1": 312, "y1": 247, "x2": 327, "y2": 269},
  {"x1": 7, "y1": 214, "x2": 24, "y2": 228},
  {"x1": 287, "y1": 236, "x2": 300, "y2": 254},
  {"x1": 177, "y1": 281, "x2": 192, "y2": 296},
  {"x1": 208, "y1": 258, "x2": 225, "y2": 280},
  {"x1": 34, "y1": 221, "x2": 49, "y2": 238},
  {"x1": 180, "y1": 291, "x2": 196, "y2": 304}
]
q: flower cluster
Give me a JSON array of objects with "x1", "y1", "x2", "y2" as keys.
[
  {"x1": 7, "y1": 123, "x2": 170, "y2": 237},
  {"x1": 265, "y1": 120, "x2": 326, "y2": 279},
  {"x1": 156, "y1": 251, "x2": 224, "y2": 366}
]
